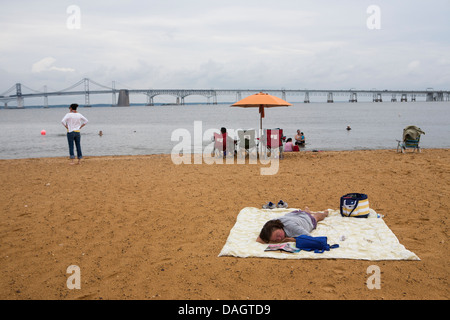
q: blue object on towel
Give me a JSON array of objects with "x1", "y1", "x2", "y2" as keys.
[{"x1": 295, "y1": 235, "x2": 339, "y2": 253}]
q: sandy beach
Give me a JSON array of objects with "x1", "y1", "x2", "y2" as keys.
[{"x1": 0, "y1": 149, "x2": 448, "y2": 300}]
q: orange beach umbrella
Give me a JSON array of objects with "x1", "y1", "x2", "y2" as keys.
[{"x1": 231, "y1": 92, "x2": 292, "y2": 136}]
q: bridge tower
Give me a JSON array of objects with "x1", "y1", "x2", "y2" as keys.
[
  {"x1": 43, "y1": 85, "x2": 49, "y2": 108},
  {"x1": 84, "y1": 78, "x2": 91, "y2": 107},
  {"x1": 16, "y1": 83, "x2": 24, "y2": 108}
]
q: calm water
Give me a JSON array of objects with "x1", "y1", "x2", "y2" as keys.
[{"x1": 0, "y1": 102, "x2": 449, "y2": 159}]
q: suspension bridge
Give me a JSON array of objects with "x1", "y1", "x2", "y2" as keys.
[{"x1": 0, "y1": 78, "x2": 449, "y2": 108}]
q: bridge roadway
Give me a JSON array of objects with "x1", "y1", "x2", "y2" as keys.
[{"x1": 1, "y1": 83, "x2": 449, "y2": 107}]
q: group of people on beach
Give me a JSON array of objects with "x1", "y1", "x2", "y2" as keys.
[
  {"x1": 284, "y1": 129, "x2": 305, "y2": 152},
  {"x1": 213, "y1": 127, "x2": 305, "y2": 156}
]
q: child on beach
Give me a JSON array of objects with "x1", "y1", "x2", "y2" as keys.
[{"x1": 256, "y1": 207, "x2": 329, "y2": 244}]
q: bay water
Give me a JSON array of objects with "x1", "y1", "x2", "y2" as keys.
[{"x1": 0, "y1": 101, "x2": 449, "y2": 160}]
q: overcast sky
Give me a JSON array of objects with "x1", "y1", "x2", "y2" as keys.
[{"x1": 1, "y1": 0, "x2": 449, "y2": 96}]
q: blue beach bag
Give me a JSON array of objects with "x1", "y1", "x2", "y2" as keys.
[{"x1": 295, "y1": 235, "x2": 339, "y2": 254}]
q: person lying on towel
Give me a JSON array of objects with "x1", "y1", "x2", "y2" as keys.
[{"x1": 256, "y1": 207, "x2": 329, "y2": 244}]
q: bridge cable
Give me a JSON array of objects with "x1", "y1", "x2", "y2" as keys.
[
  {"x1": 54, "y1": 79, "x2": 86, "y2": 93},
  {"x1": 0, "y1": 84, "x2": 17, "y2": 96},
  {"x1": 21, "y1": 84, "x2": 43, "y2": 94},
  {"x1": 89, "y1": 79, "x2": 114, "y2": 90}
]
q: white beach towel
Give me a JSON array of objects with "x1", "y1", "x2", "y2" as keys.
[{"x1": 218, "y1": 207, "x2": 420, "y2": 260}]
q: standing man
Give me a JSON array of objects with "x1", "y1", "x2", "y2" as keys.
[{"x1": 61, "y1": 103, "x2": 88, "y2": 164}]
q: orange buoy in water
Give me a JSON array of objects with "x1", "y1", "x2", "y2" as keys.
[{"x1": 41, "y1": 130, "x2": 46, "y2": 135}]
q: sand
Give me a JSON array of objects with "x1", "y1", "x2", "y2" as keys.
[{"x1": 0, "y1": 149, "x2": 448, "y2": 300}]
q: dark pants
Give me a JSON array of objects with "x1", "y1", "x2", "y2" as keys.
[{"x1": 67, "y1": 131, "x2": 82, "y2": 159}]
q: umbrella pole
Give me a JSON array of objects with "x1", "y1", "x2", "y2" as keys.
[{"x1": 259, "y1": 113, "x2": 263, "y2": 156}]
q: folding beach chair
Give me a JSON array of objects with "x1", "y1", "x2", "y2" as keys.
[
  {"x1": 213, "y1": 132, "x2": 235, "y2": 157},
  {"x1": 261, "y1": 128, "x2": 284, "y2": 158},
  {"x1": 396, "y1": 125, "x2": 425, "y2": 153},
  {"x1": 237, "y1": 129, "x2": 257, "y2": 158}
]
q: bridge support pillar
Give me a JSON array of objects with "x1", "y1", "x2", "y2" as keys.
[
  {"x1": 391, "y1": 94, "x2": 397, "y2": 102},
  {"x1": 304, "y1": 92, "x2": 310, "y2": 103},
  {"x1": 401, "y1": 94, "x2": 407, "y2": 102},
  {"x1": 176, "y1": 97, "x2": 186, "y2": 105},
  {"x1": 117, "y1": 89, "x2": 130, "y2": 106},
  {"x1": 373, "y1": 93, "x2": 382, "y2": 102},
  {"x1": 207, "y1": 95, "x2": 217, "y2": 105},
  {"x1": 16, "y1": 97, "x2": 24, "y2": 108},
  {"x1": 349, "y1": 92, "x2": 357, "y2": 103},
  {"x1": 146, "y1": 95, "x2": 154, "y2": 106},
  {"x1": 327, "y1": 92, "x2": 333, "y2": 103}
]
